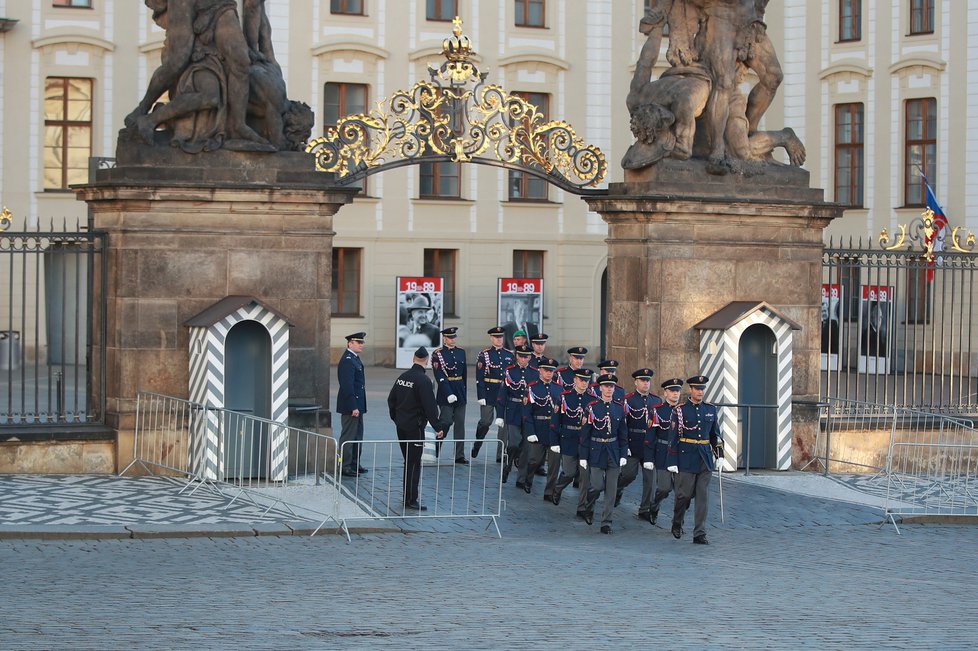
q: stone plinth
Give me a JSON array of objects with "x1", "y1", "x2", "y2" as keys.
[
  {"x1": 584, "y1": 160, "x2": 844, "y2": 468},
  {"x1": 75, "y1": 145, "x2": 355, "y2": 469}
]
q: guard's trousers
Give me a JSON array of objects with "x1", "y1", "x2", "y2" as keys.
[
  {"x1": 475, "y1": 404, "x2": 504, "y2": 461},
  {"x1": 649, "y1": 467, "x2": 676, "y2": 517},
  {"x1": 436, "y1": 402, "x2": 466, "y2": 459},
  {"x1": 583, "y1": 465, "x2": 621, "y2": 527},
  {"x1": 673, "y1": 468, "x2": 712, "y2": 538},
  {"x1": 553, "y1": 453, "x2": 590, "y2": 511},
  {"x1": 517, "y1": 441, "x2": 547, "y2": 486},
  {"x1": 617, "y1": 456, "x2": 655, "y2": 515},
  {"x1": 339, "y1": 414, "x2": 364, "y2": 472}
]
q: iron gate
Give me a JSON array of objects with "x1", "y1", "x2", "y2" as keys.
[{"x1": 1, "y1": 223, "x2": 106, "y2": 426}]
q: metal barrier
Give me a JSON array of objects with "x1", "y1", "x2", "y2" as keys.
[
  {"x1": 810, "y1": 399, "x2": 900, "y2": 475},
  {"x1": 882, "y1": 407, "x2": 978, "y2": 533},
  {"x1": 328, "y1": 437, "x2": 504, "y2": 538}
]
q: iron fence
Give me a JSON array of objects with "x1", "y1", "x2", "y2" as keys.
[
  {"x1": 0, "y1": 223, "x2": 106, "y2": 426},
  {"x1": 822, "y1": 238, "x2": 978, "y2": 415}
]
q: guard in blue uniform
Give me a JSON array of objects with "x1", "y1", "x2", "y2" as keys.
[
  {"x1": 667, "y1": 375, "x2": 724, "y2": 544},
  {"x1": 617, "y1": 368, "x2": 660, "y2": 516},
  {"x1": 336, "y1": 332, "x2": 367, "y2": 478},
  {"x1": 520, "y1": 357, "x2": 562, "y2": 494},
  {"x1": 589, "y1": 360, "x2": 625, "y2": 402},
  {"x1": 579, "y1": 373, "x2": 629, "y2": 533},
  {"x1": 555, "y1": 347, "x2": 589, "y2": 387},
  {"x1": 549, "y1": 367, "x2": 594, "y2": 508},
  {"x1": 494, "y1": 344, "x2": 539, "y2": 483},
  {"x1": 528, "y1": 333, "x2": 550, "y2": 369},
  {"x1": 431, "y1": 327, "x2": 469, "y2": 464},
  {"x1": 473, "y1": 326, "x2": 514, "y2": 461},
  {"x1": 644, "y1": 377, "x2": 683, "y2": 525}
]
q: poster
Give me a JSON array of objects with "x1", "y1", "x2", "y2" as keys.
[
  {"x1": 497, "y1": 278, "x2": 543, "y2": 351},
  {"x1": 820, "y1": 284, "x2": 844, "y2": 371},
  {"x1": 396, "y1": 277, "x2": 443, "y2": 369},
  {"x1": 857, "y1": 285, "x2": 892, "y2": 374}
]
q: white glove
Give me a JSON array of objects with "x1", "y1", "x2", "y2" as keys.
[
  {"x1": 715, "y1": 457, "x2": 728, "y2": 472},
  {"x1": 527, "y1": 434, "x2": 539, "y2": 443},
  {"x1": 619, "y1": 458, "x2": 627, "y2": 467},
  {"x1": 447, "y1": 394, "x2": 458, "y2": 404},
  {"x1": 550, "y1": 445, "x2": 560, "y2": 453},
  {"x1": 579, "y1": 459, "x2": 588, "y2": 470},
  {"x1": 667, "y1": 465, "x2": 679, "y2": 474},
  {"x1": 642, "y1": 462, "x2": 654, "y2": 470},
  {"x1": 478, "y1": 398, "x2": 486, "y2": 406},
  {"x1": 494, "y1": 417, "x2": 504, "y2": 427}
]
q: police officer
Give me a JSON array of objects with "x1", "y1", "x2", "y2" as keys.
[
  {"x1": 644, "y1": 377, "x2": 683, "y2": 525},
  {"x1": 617, "y1": 368, "x2": 660, "y2": 516},
  {"x1": 544, "y1": 366, "x2": 592, "y2": 510},
  {"x1": 386, "y1": 347, "x2": 445, "y2": 511},
  {"x1": 590, "y1": 360, "x2": 625, "y2": 402},
  {"x1": 579, "y1": 373, "x2": 629, "y2": 533},
  {"x1": 520, "y1": 357, "x2": 562, "y2": 494},
  {"x1": 667, "y1": 375, "x2": 725, "y2": 544},
  {"x1": 431, "y1": 326, "x2": 468, "y2": 464},
  {"x1": 495, "y1": 344, "x2": 539, "y2": 484},
  {"x1": 473, "y1": 326, "x2": 514, "y2": 461},
  {"x1": 336, "y1": 332, "x2": 367, "y2": 478},
  {"x1": 528, "y1": 333, "x2": 550, "y2": 369},
  {"x1": 555, "y1": 347, "x2": 589, "y2": 387}
]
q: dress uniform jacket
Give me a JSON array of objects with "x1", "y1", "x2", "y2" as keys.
[
  {"x1": 645, "y1": 401, "x2": 678, "y2": 467},
  {"x1": 476, "y1": 347, "x2": 514, "y2": 404},
  {"x1": 431, "y1": 346, "x2": 467, "y2": 405},
  {"x1": 387, "y1": 364, "x2": 442, "y2": 432},
  {"x1": 623, "y1": 391, "x2": 660, "y2": 458},
  {"x1": 336, "y1": 348, "x2": 366, "y2": 415},
  {"x1": 556, "y1": 389, "x2": 591, "y2": 456},
  {"x1": 667, "y1": 398, "x2": 722, "y2": 473},
  {"x1": 525, "y1": 380, "x2": 563, "y2": 446},
  {"x1": 579, "y1": 399, "x2": 628, "y2": 469},
  {"x1": 495, "y1": 364, "x2": 540, "y2": 425}
]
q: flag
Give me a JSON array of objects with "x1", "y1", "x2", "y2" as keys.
[{"x1": 922, "y1": 176, "x2": 949, "y2": 282}]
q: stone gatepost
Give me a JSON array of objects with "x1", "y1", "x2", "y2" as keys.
[
  {"x1": 75, "y1": 146, "x2": 355, "y2": 471},
  {"x1": 584, "y1": 163, "x2": 844, "y2": 468}
]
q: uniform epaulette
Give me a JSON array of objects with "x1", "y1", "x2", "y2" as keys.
[
  {"x1": 560, "y1": 389, "x2": 575, "y2": 396},
  {"x1": 528, "y1": 380, "x2": 540, "y2": 387},
  {"x1": 586, "y1": 399, "x2": 601, "y2": 408},
  {"x1": 505, "y1": 364, "x2": 517, "y2": 370},
  {"x1": 624, "y1": 391, "x2": 637, "y2": 399}
]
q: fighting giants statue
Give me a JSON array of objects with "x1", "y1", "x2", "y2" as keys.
[
  {"x1": 623, "y1": 0, "x2": 805, "y2": 175},
  {"x1": 124, "y1": 0, "x2": 313, "y2": 154}
]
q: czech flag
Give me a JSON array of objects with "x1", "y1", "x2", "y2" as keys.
[{"x1": 923, "y1": 176, "x2": 949, "y2": 282}]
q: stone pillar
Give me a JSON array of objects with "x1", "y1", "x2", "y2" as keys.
[
  {"x1": 584, "y1": 163, "x2": 844, "y2": 467},
  {"x1": 75, "y1": 148, "x2": 355, "y2": 469}
]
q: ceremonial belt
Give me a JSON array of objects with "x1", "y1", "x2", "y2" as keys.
[
  {"x1": 484, "y1": 378, "x2": 502, "y2": 383},
  {"x1": 658, "y1": 439, "x2": 670, "y2": 445},
  {"x1": 447, "y1": 376, "x2": 463, "y2": 381},
  {"x1": 679, "y1": 437, "x2": 710, "y2": 445},
  {"x1": 628, "y1": 428, "x2": 646, "y2": 433},
  {"x1": 592, "y1": 437, "x2": 615, "y2": 443},
  {"x1": 508, "y1": 397, "x2": 523, "y2": 403},
  {"x1": 564, "y1": 425, "x2": 581, "y2": 431},
  {"x1": 534, "y1": 416, "x2": 550, "y2": 420}
]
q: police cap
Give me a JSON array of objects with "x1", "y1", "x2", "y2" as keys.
[
  {"x1": 345, "y1": 332, "x2": 366, "y2": 342},
  {"x1": 631, "y1": 368, "x2": 654, "y2": 380},
  {"x1": 566, "y1": 346, "x2": 588, "y2": 358},
  {"x1": 487, "y1": 326, "x2": 505, "y2": 336},
  {"x1": 661, "y1": 378, "x2": 684, "y2": 390},
  {"x1": 686, "y1": 375, "x2": 709, "y2": 388},
  {"x1": 440, "y1": 327, "x2": 458, "y2": 337},
  {"x1": 597, "y1": 373, "x2": 619, "y2": 386}
]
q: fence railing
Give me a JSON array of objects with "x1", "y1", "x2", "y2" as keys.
[
  {"x1": 127, "y1": 392, "x2": 503, "y2": 540},
  {"x1": 714, "y1": 402, "x2": 779, "y2": 476},
  {"x1": 1, "y1": 224, "x2": 106, "y2": 426}
]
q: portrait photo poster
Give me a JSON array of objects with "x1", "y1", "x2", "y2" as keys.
[{"x1": 395, "y1": 276, "x2": 444, "y2": 369}]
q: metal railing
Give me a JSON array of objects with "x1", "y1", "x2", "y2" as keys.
[{"x1": 1, "y1": 223, "x2": 106, "y2": 426}]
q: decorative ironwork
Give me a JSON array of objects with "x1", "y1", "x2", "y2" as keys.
[
  {"x1": 0, "y1": 207, "x2": 11, "y2": 232},
  {"x1": 305, "y1": 17, "x2": 606, "y2": 194},
  {"x1": 879, "y1": 207, "x2": 976, "y2": 262}
]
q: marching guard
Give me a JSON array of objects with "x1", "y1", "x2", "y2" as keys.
[
  {"x1": 520, "y1": 357, "x2": 562, "y2": 493},
  {"x1": 494, "y1": 344, "x2": 540, "y2": 483},
  {"x1": 555, "y1": 347, "x2": 589, "y2": 387},
  {"x1": 644, "y1": 377, "x2": 684, "y2": 525},
  {"x1": 617, "y1": 368, "x2": 660, "y2": 517},
  {"x1": 579, "y1": 373, "x2": 629, "y2": 533},
  {"x1": 667, "y1": 375, "x2": 725, "y2": 545},
  {"x1": 473, "y1": 326, "x2": 514, "y2": 461},
  {"x1": 431, "y1": 327, "x2": 469, "y2": 464},
  {"x1": 549, "y1": 367, "x2": 594, "y2": 509}
]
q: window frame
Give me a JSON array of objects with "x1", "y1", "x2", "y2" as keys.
[
  {"x1": 833, "y1": 103, "x2": 864, "y2": 208},
  {"x1": 513, "y1": 250, "x2": 545, "y2": 279},
  {"x1": 324, "y1": 81, "x2": 369, "y2": 194},
  {"x1": 905, "y1": 264, "x2": 932, "y2": 325},
  {"x1": 52, "y1": 0, "x2": 93, "y2": 7},
  {"x1": 330, "y1": 0, "x2": 365, "y2": 16},
  {"x1": 515, "y1": 0, "x2": 546, "y2": 28},
  {"x1": 424, "y1": 249, "x2": 458, "y2": 317},
  {"x1": 904, "y1": 98, "x2": 937, "y2": 207},
  {"x1": 43, "y1": 76, "x2": 93, "y2": 191},
  {"x1": 508, "y1": 91, "x2": 551, "y2": 202},
  {"x1": 909, "y1": 0, "x2": 934, "y2": 35},
  {"x1": 838, "y1": 0, "x2": 861, "y2": 42},
  {"x1": 332, "y1": 248, "x2": 363, "y2": 317},
  {"x1": 419, "y1": 160, "x2": 462, "y2": 199},
  {"x1": 426, "y1": 0, "x2": 458, "y2": 22}
]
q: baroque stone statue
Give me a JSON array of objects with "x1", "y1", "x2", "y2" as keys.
[
  {"x1": 123, "y1": 0, "x2": 313, "y2": 154},
  {"x1": 623, "y1": 0, "x2": 805, "y2": 175}
]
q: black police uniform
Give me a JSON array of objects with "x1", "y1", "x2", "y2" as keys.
[{"x1": 387, "y1": 356, "x2": 443, "y2": 509}]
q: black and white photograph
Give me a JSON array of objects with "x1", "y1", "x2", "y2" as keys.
[
  {"x1": 820, "y1": 284, "x2": 843, "y2": 370},
  {"x1": 497, "y1": 278, "x2": 543, "y2": 351},
  {"x1": 857, "y1": 285, "x2": 892, "y2": 374},
  {"x1": 395, "y1": 277, "x2": 443, "y2": 368}
]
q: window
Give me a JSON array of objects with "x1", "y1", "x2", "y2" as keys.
[
  {"x1": 508, "y1": 92, "x2": 550, "y2": 201},
  {"x1": 53, "y1": 0, "x2": 92, "y2": 6},
  {"x1": 331, "y1": 0, "x2": 364, "y2": 15},
  {"x1": 909, "y1": 0, "x2": 934, "y2": 35},
  {"x1": 324, "y1": 82, "x2": 368, "y2": 192},
  {"x1": 513, "y1": 250, "x2": 544, "y2": 278},
  {"x1": 424, "y1": 249, "x2": 457, "y2": 316},
  {"x1": 834, "y1": 103, "x2": 864, "y2": 207},
  {"x1": 332, "y1": 248, "x2": 362, "y2": 316},
  {"x1": 44, "y1": 77, "x2": 92, "y2": 190},
  {"x1": 839, "y1": 0, "x2": 861, "y2": 41},
  {"x1": 515, "y1": 0, "x2": 545, "y2": 27},
  {"x1": 419, "y1": 161, "x2": 461, "y2": 198},
  {"x1": 904, "y1": 98, "x2": 936, "y2": 206},
  {"x1": 427, "y1": 0, "x2": 457, "y2": 21},
  {"x1": 905, "y1": 265, "x2": 931, "y2": 324}
]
